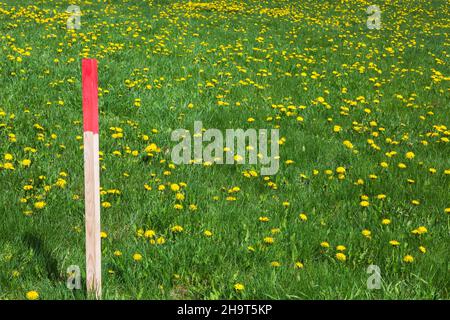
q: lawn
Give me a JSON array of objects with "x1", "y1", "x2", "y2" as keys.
[{"x1": 0, "y1": 0, "x2": 449, "y2": 299}]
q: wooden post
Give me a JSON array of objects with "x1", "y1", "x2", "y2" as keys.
[{"x1": 82, "y1": 58, "x2": 101, "y2": 299}]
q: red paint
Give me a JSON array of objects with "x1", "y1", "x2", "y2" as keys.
[{"x1": 82, "y1": 59, "x2": 99, "y2": 134}]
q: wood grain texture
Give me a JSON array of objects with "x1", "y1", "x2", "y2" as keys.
[{"x1": 83, "y1": 131, "x2": 101, "y2": 299}]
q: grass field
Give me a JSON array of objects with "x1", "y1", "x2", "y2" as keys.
[{"x1": 0, "y1": 0, "x2": 449, "y2": 300}]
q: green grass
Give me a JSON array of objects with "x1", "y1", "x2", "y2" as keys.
[{"x1": 0, "y1": 0, "x2": 449, "y2": 299}]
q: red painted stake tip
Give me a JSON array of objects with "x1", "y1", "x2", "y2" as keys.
[{"x1": 82, "y1": 59, "x2": 99, "y2": 134}]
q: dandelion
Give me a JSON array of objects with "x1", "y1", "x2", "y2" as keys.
[
  {"x1": 171, "y1": 225, "x2": 184, "y2": 233},
  {"x1": 320, "y1": 241, "x2": 330, "y2": 248},
  {"x1": 145, "y1": 143, "x2": 159, "y2": 153},
  {"x1": 113, "y1": 250, "x2": 122, "y2": 257},
  {"x1": 389, "y1": 240, "x2": 400, "y2": 246},
  {"x1": 101, "y1": 202, "x2": 111, "y2": 208},
  {"x1": 3, "y1": 162, "x2": 14, "y2": 170},
  {"x1": 398, "y1": 163, "x2": 407, "y2": 169},
  {"x1": 26, "y1": 291, "x2": 39, "y2": 300},
  {"x1": 336, "y1": 167, "x2": 346, "y2": 174},
  {"x1": 343, "y1": 140, "x2": 354, "y2": 149},
  {"x1": 403, "y1": 255, "x2": 414, "y2": 263},
  {"x1": 381, "y1": 218, "x2": 391, "y2": 225},
  {"x1": 234, "y1": 283, "x2": 245, "y2": 292},
  {"x1": 175, "y1": 193, "x2": 185, "y2": 201},
  {"x1": 336, "y1": 245, "x2": 346, "y2": 251},
  {"x1": 299, "y1": 213, "x2": 308, "y2": 221},
  {"x1": 360, "y1": 200, "x2": 370, "y2": 207},
  {"x1": 271, "y1": 228, "x2": 280, "y2": 234},
  {"x1": 156, "y1": 236, "x2": 165, "y2": 244},
  {"x1": 204, "y1": 230, "x2": 213, "y2": 237},
  {"x1": 412, "y1": 226, "x2": 427, "y2": 235},
  {"x1": 263, "y1": 237, "x2": 274, "y2": 244},
  {"x1": 295, "y1": 262, "x2": 304, "y2": 269},
  {"x1": 361, "y1": 229, "x2": 371, "y2": 238},
  {"x1": 55, "y1": 178, "x2": 67, "y2": 188},
  {"x1": 335, "y1": 253, "x2": 346, "y2": 262},
  {"x1": 405, "y1": 152, "x2": 415, "y2": 159},
  {"x1": 34, "y1": 201, "x2": 46, "y2": 209},
  {"x1": 270, "y1": 261, "x2": 281, "y2": 267},
  {"x1": 133, "y1": 253, "x2": 142, "y2": 262},
  {"x1": 100, "y1": 231, "x2": 108, "y2": 239},
  {"x1": 144, "y1": 230, "x2": 156, "y2": 238}
]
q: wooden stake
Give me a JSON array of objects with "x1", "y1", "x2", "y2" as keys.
[{"x1": 82, "y1": 58, "x2": 101, "y2": 299}]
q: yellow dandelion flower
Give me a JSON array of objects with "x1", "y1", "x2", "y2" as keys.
[
  {"x1": 26, "y1": 291, "x2": 39, "y2": 300},
  {"x1": 405, "y1": 152, "x2": 415, "y2": 159},
  {"x1": 171, "y1": 225, "x2": 184, "y2": 233},
  {"x1": 335, "y1": 253, "x2": 346, "y2": 262},
  {"x1": 343, "y1": 140, "x2": 354, "y2": 149},
  {"x1": 204, "y1": 230, "x2": 213, "y2": 237},
  {"x1": 320, "y1": 241, "x2": 330, "y2": 248},
  {"x1": 362, "y1": 229, "x2": 371, "y2": 238},
  {"x1": 156, "y1": 236, "x2": 165, "y2": 244},
  {"x1": 360, "y1": 200, "x2": 370, "y2": 207},
  {"x1": 133, "y1": 253, "x2": 142, "y2": 261},
  {"x1": 270, "y1": 261, "x2": 281, "y2": 267},
  {"x1": 336, "y1": 167, "x2": 346, "y2": 174},
  {"x1": 34, "y1": 201, "x2": 46, "y2": 209},
  {"x1": 412, "y1": 226, "x2": 427, "y2": 235},
  {"x1": 101, "y1": 201, "x2": 111, "y2": 208},
  {"x1": 144, "y1": 230, "x2": 156, "y2": 238},
  {"x1": 4, "y1": 162, "x2": 15, "y2": 170},
  {"x1": 234, "y1": 283, "x2": 245, "y2": 292},
  {"x1": 403, "y1": 255, "x2": 414, "y2": 263},
  {"x1": 389, "y1": 240, "x2": 400, "y2": 246}
]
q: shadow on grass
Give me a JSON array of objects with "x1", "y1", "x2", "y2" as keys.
[
  {"x1": 23, "y1": 233, "x2": 60, "y2": 281},
  {"x1": 23, "y1": 232, "x2": 87, "y2": 299}
]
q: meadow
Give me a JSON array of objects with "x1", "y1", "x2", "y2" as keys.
[{"x1": 0, "y1": 0, "x2": 449, "y2": 299}]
